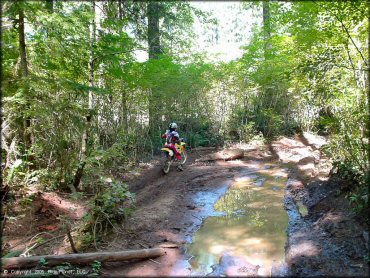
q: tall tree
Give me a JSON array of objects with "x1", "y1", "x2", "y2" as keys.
[
  {"x1": 147, "y1": 1, "x2": 163, "y2": 142},
  {"x1": 45, "y1": 0, "x2": 53, "y2": 13},
  {"x1": 73, "y1": 1, "x2": 96, "y2": 191},
  {"x1": 262, "y1": 0, "x2": 271, "y2": 59},
  {"x1": 17, "y1": 2, "x2": 33, "y2": 159},
  {"x1": 367, "y1": 0, "x2": 370, "y2": 169},
  {"x1": 147, "y1": 2, "x2": 162, "y2": 60}
]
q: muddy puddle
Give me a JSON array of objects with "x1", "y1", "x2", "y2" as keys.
[{"x1": 186, "y1": 164, "x2": 289, "y2": 276}]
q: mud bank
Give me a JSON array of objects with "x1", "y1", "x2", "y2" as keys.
[{"x1": 276, "y1": 134, "x2": 369, "y2": 277}]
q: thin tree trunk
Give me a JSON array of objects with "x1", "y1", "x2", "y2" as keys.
[
  {"x1": 18, "y1": 8, "x2": 28, "y2": 79},
  {"x1": 121, "y1": 88, "x2": 128, "y2": 131},
  {"x1": 262, "y1": 0, "x2": 271, "y2": 60},
  {"x1": 18, "y1": 4, "x2": 33, "y2": 158},
  {"x1": 72, "y1": 1, "x2": 96, "y2": 191},
  {"x1": 147, "y1": 2, "x2": 162, "y2": 140},
  {"x1": 45, "y1": 0, "x2": 53, "y2": 13},
  {"x1": 367, "y1": 0, "x2": 370, "y2": 169},
  {"x1": 147, "y1": 2, "x2": 161, "y2": 60},
  {"x1": 118, "y1": 0, "x2": 123, "y2": 21}
]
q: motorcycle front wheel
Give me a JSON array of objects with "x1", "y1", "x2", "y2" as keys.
[{"x1": 180, "y1": 150, "x2": 187, "y2": 165}]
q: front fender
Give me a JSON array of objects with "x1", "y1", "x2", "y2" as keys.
[{"x1": 161, "y1": 148, "x2": 174, "y2": 156}]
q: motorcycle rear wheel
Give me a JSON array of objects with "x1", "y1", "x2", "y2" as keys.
[{"x1": 162, "y1": 157, "x2": 171, "y2": 174}]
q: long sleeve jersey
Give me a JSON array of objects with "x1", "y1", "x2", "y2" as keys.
[{"x1": 163, "y1": 129, "x2": 180, "y2": 144}]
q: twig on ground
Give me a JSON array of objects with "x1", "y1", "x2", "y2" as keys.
[
  {"x1": 138, "y1": 242, "x2": 148, "y2": 249},
  {"x1": 149, "y1": 258, "x2": 161, "y2": 265},
  {"x1": 31, "y1": 235, "x2": 65, "y2": 251},
  {"x1": 19, "y1": 234, "x2": 66, "y2": 257},
  {"x1": 20, "y1": 243, "x2": 37, "y2": 257},
  {"x1": 67, "y1": 230, "x2": 78, "y2": 253},
  {"x1": 191, "y1": 214, "x2": 202, "y2": 221},
  {"x1": 27, "y1": 232, "x2": 54, "y2": 246}
]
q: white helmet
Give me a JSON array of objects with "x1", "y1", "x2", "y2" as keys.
[{"x1": 169, "y1": 122, "x2": 177, "y2": 129}]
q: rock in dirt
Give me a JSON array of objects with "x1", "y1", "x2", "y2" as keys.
[{"x1": 196, "y1": 149, "x2": 244, "y2": 162}]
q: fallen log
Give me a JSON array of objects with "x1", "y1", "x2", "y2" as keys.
[
  {"x1": 193, "y1": 146, "x2": 217, "y2": 151},
  {"x1": 2, "y1": 248, "x2": 165, "y2": 269},
  {"x1": 196, "y1": 149, "x2": 244, "y2": 162}
]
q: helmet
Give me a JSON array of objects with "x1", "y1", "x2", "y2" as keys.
[{"x1": 169, "y1": 122, "x2": 177, "y2": 129}]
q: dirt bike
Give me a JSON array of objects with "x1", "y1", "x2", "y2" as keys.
[{"x1": 161, "y1": 139, "x2": 187, "y2": 174}]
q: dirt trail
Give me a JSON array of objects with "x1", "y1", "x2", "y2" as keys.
[
  {"x1": 4, "y1": 133, "x2": 366, "y2": 276},
  {"x1": 100, "y1": 133, "x2": 368, "y2": 277}
]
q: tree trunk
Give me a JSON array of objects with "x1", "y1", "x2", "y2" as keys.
[
  {"x1": 45, "y1": 0, "x2": 53, "y2": 13},
  {"x1": 1, "y1": 248, "x2": 165, "y2": 269},
  {"x1": 147, "y1": 2, "x2": 161, "y2": 60},
  {"x1": 367, "y1": 0, "x2": 370, "y2": 169},
  {"x1": 18, "y1": 4, "x2": 33, "y2": 159},
  {"x1": 118, "y1": 0, "x2": 123, "y2": 21},
  {"x1": 262, "y1": 0, "x2": 271, "y2": 59},
  {"x1": 72, "y1": 1, "x2": 96, "y2": 192},
  {"x1": 18, "y1": 7, "x2": 28, "y2": 78},
  {"x1": 121, "y1": 88, "x2": 128, "y2": 132},
  {"x1": 147, "y1": 2, "x2": 162, "y2": 141}
]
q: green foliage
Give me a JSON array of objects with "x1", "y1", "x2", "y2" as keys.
[
  {"x1": 78, "y1": 179, "x2": 135, "y2": 248},
  {"x1": 236, "y1": 0, "x2": 369, "y2": 217},
  {"x1": 92, "y1": 180, "x2": 134, "y2": 221},
  {"x1": 183, "y1": 122, "x2": 222, "y2": 148},
  {"x1": 39, "y1": 257, "x2": 48, "y2": 266},
  {"x1": 91, "y1": 261, "x2": 102, "y2": 275},
  {"x1": 2, "y1": 250, "x2": 23, "y2": 258},
  {"x1": 81, "y1": 231, "x2": 94, "y2": 246},
  {"x1": 333, "y1": 160, "x2": 369, "y2": 217}
]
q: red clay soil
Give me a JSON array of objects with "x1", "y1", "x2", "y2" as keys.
[{"x1": 2, "y1": 191, "x2": 89, "y2": 257}]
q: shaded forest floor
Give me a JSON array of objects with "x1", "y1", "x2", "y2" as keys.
[{"x1": 2, "y1": 134, "x2": 369, "y2": 276}]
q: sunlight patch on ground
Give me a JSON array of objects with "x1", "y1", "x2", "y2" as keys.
[
  {"x1": 287, "y1": 240, "x2": 319, "y2": 259},
  {"x1": 303, "y1": 132, "x2": 327, "y2": 149}
]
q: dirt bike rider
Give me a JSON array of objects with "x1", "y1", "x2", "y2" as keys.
[{"x1": 162, "y1": 122, "x2": 182, "y2": 161}]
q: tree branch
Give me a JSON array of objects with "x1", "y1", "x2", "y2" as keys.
[
  {"x1": 313, "y1": 1, "x2": 368, "y2": 67},
  {"x1": 92, "y1": 47, "x2": 147, "y2": 63}
]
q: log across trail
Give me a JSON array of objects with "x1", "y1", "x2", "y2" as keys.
[
  {"x1": 195, "y1": 149, "x2": 244, "y2": 162},
  {"x1": 1, "y1": 248, "x2": 165, "y2": 269}
]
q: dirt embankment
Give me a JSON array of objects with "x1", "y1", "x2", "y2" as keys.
[{"x1": 276, "y1": 134, "x2": 369, "y2": 277}]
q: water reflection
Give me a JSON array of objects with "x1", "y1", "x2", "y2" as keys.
[{"x1": 187, "y1": 165, "x2": 288, "y2": 275}]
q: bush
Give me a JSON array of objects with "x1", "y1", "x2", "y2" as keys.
[
  {"x1": 333, "y1": 160, "x2": 369, "y2": 219},
  {"x1": 92, "y1": 180, "x2": 135, "y2": 222},
  {"x1": 78, "y1": 179, "x2": 135, "y2": 249},
  {"x1": 181, "y1": 121, "x2": 222, "y2": 148}
]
